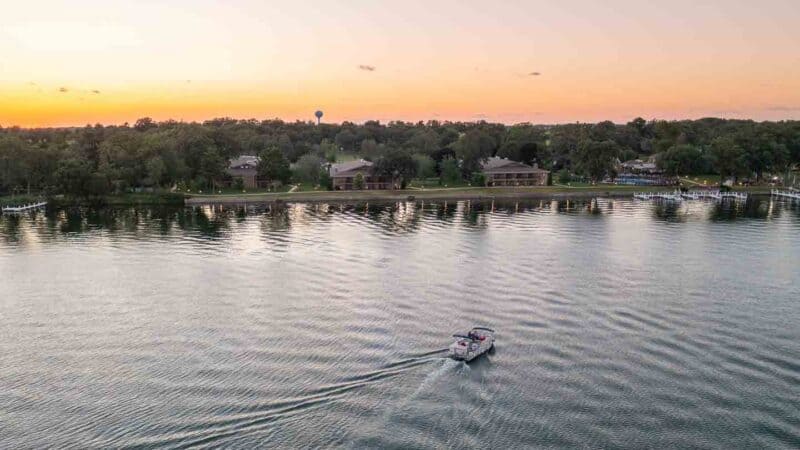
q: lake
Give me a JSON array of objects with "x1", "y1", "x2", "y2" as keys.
[{"x1": 1, "y1": 198, "x2": 799, "y2": 449}]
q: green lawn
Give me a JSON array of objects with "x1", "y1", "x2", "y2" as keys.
[
  {"x1": 0, "y1": 194, "x2": 45, "y2": 207},
  {"x1": 406, "y1": 178, "x2": 473, "y2": 189},
  {"x1": 679, "y1": 175, "x2": 721, "y2": 186},
  {"x1": 179, "y1": 186, "x2": 293, "y2": 195}
]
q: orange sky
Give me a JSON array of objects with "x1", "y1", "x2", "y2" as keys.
[{"x1": 1, "y1": 0, "x2": 799, "y2": 127}]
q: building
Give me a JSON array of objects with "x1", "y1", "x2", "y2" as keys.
[
  {"x1": 227, "y1": 155, "x2": 268, "y2": 189},
  {"x1": 330, "y1": 160, "x2": 393, "y2": 190},
  {"x1": 615, "y1": 158, "x2": 675, "y2": 185},
  {"x1": 481, "y1": 157, "x2": 549, "y2": 186},
  {"x1": 619, "y1": 159, "x2": 661, "y2": 175}
]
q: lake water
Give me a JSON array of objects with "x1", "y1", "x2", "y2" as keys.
[{"x1": 1, "y1": 198, "x2": 799, "y2": 449}]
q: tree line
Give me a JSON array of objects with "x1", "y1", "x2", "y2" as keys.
[{"x1": 1, "y1": 116, "x2": 799, "y2": 196}]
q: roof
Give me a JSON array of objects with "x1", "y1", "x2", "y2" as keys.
[
  {"x1": 229, "y1": 155, "x2": 260, "y2": 169},
  {"x1": 481, "y1": 157, "x2": 548, "y2": 174},
  {"x1": 330, "y1": 159, "x2": 374, "y2": 177},
  {"x1": 620, "y1": 159, "x2": 660, "y2": 173}
]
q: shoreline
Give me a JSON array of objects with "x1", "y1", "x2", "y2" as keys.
[
  {"x1": 185, "y1": 186, "x2": 775, "y2": 205},
  {"x1": 1, "y1": 186, "x2": 779, "y2": 210}
]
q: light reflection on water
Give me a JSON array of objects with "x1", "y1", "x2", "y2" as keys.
[{"x1": 1, "y1": 197, "x2": 799, "y2": 448}]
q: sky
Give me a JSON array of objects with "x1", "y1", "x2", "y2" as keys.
[{"x1": 1, "y1": 0, "x2": 799, "y2": 127}]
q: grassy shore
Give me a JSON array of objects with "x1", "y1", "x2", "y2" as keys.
[
  {"x1": 0, "y1": 194, "x2": 44, "y2": 207},
  {"x1": 3, "y1": 185, "x2": 778, "y2": 208},
  {"x1": 185, "y1": 184, "x2": 776, "y2": 205},
  {"x1": 46, "y1": 193, "x2": 186, "y2": 207}
]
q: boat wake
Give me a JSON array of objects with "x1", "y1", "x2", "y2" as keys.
[{"x1": 129, "y1": 351, "x2": 447, "y2": 449}]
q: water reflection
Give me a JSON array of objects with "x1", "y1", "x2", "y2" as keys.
[
  {"x1": 1, "y1": 196, "x2": 797, "y2": 246},
  {"x1": 708, "y1": 197, "x2": 774, "y2": 221}
]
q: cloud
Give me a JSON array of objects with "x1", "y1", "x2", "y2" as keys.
[
  {"x1": 357, "y1": 64, "x2": 376, "y2": 72},
  {"x1": 58, "y1": 87, "x2": 69, "y2": 93},
  {"x1": 473, "y1": 113, "x2": 488, "y2": 119},
  {"x1": 528, "y1": 71, "x2": 541, "y2": 76},
  {"x1": 765, "y1": 105, "x2": 800, "y2": 112}
]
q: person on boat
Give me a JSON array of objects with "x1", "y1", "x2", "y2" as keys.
[{"x1": 468, "y1": 330, "x2": 485, "y2": 341}]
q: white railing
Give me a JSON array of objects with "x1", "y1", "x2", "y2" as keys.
[
  {"x1": 633, "y1": 191, "x2": 683, "y2": 202},
  {"x1": 772, "y1": 189, "x2": 800, "y2": 200},
  {"x1": 1, "y1": 201, "x2": 48, "y2": 213},
  {"x1": 634, "y1": 190, "x2": 748, "y2": 202}
]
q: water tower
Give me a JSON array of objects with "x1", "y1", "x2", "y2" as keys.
[{"x1": 314, "y1": 110, "x2": 323, "y2": 125}]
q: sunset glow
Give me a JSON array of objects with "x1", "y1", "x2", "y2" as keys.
[{"x1": 2, "y1": 0, "x2": 799, "y2": 127}]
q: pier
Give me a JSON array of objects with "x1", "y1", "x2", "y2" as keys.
[
  {"x1": 633, "y1": 191, "x2": 683, "y2": 202},
  {"x1": 1, "y1": 201, "x2": 48, "y2": 214},
  {"x1": 634, "y1": 190, "x2": 748, "y2": 202},
  {"x1": 771, "y1": 189, "x2": 800, "y2": 201}
]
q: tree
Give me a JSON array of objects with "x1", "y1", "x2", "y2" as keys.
[
  {"x1": 360, "y1": 139, "x2": 380, "y2": 160},
  {"x1": 470, "y1": 172, "x2": 486, "y2": 186},
  {"x1": 198, "y1": 148, "x2": 226, "y2": 189},
  {"x1": 1, "y1": 117, "x2": 800, "y2": 198},
  {"x1": 572, "y1": 139, "x2": 620, "y2": 182},
  {"x1": 293, "y1": 154, "x2": 324, "y2": 184},
  {"x1": 412, "y1": 153, "x2": 436, "y2": 179},
  {"x1": 334, "y1": 129, "x2": 356, "y2": 153},
  {"x1": 439, "y1": 157, "x2": 461, "y2": 184},
  {"x1": 145, "y1": 157, "x2": 166, "y2": 187},
  {"x1": 54, "y1": 158, "x2": 94, "y2": 196},
  {"x1": 374, "y1": 148, "x2": 417, "y2": 188},
  {"x1": 134, "y1": 117, "x2": 157, "y2": 132},
  {"x1": 319, "y1": 139, "x2": 338, "y2": 162},
  {"x1": 0, "y1": 135, "x2": 31, "y2": 194},
  {"x1": 657, "y1": 144, "x2": 709, "y2": 176},
  {"x1": 353, "y1": 172, "x2": 365, "y2": 190},
  {"x1": 709, "y1": 137, "x2": 747, "y2": 185},
  {"x1": 453, "y1": 129, "x2": 494, "y2": 177},
  {"x1": 257, "y1": 145, "x2": 291, "y2": 185},
  {"x1": 557, "y1": 168, "x2": 571, "y2": 184},
  {"x1": 319, "y1": 169, "x2": 332, "y2": 191},
  {"x1": 498, "y1": 124, "x2": 548, "y2": 166},
  {"x1": 406, "y1": 129, "x2": 440, "y2": 155}
]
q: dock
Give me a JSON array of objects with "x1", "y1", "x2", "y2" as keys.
[
  {"x1": 771, "y1": 189, "x2": 800, "y2": 201},
  {"x1": 634, "y1": 191, "x2": 683, "y2": 202},
  {"x1": 634, "y1": 190, "x2": 749, "y2": 202},
  {"x1": 1, "y1": 201, "x2": 48, "y2": 214}
]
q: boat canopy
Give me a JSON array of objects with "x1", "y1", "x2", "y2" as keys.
[
  {"x1": 472, "y1": 327, "x2": 495, "y2": 332},
  {"x1": 452, "y1": 334, "x2": 471, "y2": 339}
]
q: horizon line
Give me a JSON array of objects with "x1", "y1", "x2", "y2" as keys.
[{"x1": 4, "y1": 115, "x2": 799, "y2": 130}]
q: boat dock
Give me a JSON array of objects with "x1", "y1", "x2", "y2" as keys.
[
  {"x1": 634, "y1": 191, "x2": 683, "y2": 202},
  {"x1": 1, "y1": 201, "x2": 48, "y2": 214},
  {"x1": 771, "y1": 189, "x2": 800, "y2": 201},
  {"x1": 634, "y1": 190, "x2": 749, "y2": 202}
]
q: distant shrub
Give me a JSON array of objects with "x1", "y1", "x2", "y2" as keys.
[
  {"x1": 557, "y1": 169, "x2": 571, "y2": 184},
  {"x1": 470, "y1": 172, "x2": 486, "y2": 186}
]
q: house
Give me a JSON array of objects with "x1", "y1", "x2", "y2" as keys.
[
  {"x1": 615, "y1": 158, "x2": 675, "y2": 185},
  {"x1": 330, "y1": 160, "x2": 393, "y2": 190},
  {"x1": 481, "y1": 157, "x2": 549, "y2": 186},
  {"x1": 619, "y1": 159, "x2": 661, "y2": 175},
  {"x1": 227, "y1": 155, "x2": 268, "y2": 189}
]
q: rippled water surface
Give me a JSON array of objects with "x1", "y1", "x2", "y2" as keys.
[{"x1": 1, "y1": 198, "x2": 799, "y2": 449}]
